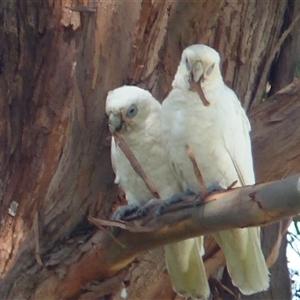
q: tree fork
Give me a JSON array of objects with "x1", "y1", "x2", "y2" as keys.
[{"x1": 35, "y1": 174, "x2": 300, "y2": 299}]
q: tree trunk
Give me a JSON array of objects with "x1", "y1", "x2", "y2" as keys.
[
  {"x1": 0, "y1": 1, "x2": 299, "y2": 299},
  {"x1": 269, "y1": 0, "x2": 300, "y2": 94}
]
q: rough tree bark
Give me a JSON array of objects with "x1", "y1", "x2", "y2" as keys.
[
  {"x1": 0, "y1": 1, "x2": 299, "y2": 299},
  {"x1": 34, "y1": 173, "x2": 300, "y2": 300}
]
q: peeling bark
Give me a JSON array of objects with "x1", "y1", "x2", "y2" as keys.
[{"x1": 0, "y1": 1, "x2": 300, "y2": 299}]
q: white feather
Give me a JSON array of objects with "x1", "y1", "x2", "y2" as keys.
[
  {"x1": 106, "y1": 85, "x2": 210, "y2": 299},
  {"x1": 162, "y1": 44, "x2": 269, "y2": 295}
]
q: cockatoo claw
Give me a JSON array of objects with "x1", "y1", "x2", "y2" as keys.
[
  {"x1": 137, "y1": 199, "x2": 161, "y2": 217},
  {"x1": 206, "y1": 182, "x2": 225, "y2": 194},
  {"x1": 112, "y1": 204, "x2": 139, "y2": 221},
  {"x1": 155, "y1": 189, "x2": 196, "y2": 217},
  {"x1": 195, "y1": 183, "x2": 225, "y2": 206}
]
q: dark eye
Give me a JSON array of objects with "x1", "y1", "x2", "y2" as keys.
[
  {"x1": 126, "y1": 103, "x2": 138, "y2": 119},
  {"x1": 206, "y1": 63, "x2": 215, "y2": 76},
  {"x1": 185, "y1": 56, "x2": 190, "y2": 71}
]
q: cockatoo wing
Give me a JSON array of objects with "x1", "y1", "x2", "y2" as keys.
[
  {"x1": 221, "y1": 88, "x2": 255, "y2": 186},
  {"x1": 209, "y1": 88, "x2": 269, "y2": 294}
]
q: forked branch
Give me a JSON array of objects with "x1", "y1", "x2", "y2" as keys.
[{"x1": 35, "y1": 174, "x2": 300, "y2": 300}]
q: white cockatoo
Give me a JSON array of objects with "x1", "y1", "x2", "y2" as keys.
[
  {"x1": 106, "y1": 85, "x2": 210, "y2": 299},
  {"x1": 161, "y1": 44, "x2": 269, "y2": 295}
]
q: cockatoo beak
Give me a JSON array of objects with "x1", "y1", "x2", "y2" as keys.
[
  {"x1": 191, "y1": 60, "x2": 204, "y2": 83},
  {"x1": 189, "y1": 60, "x2": 210, "y2": 106},
  {"x1": 108, "y1": 113, "x2": 123, "y2": 133}
]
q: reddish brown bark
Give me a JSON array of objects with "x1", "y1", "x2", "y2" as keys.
[{"x1": 0, "y1": 1, "x2": 300, "y2": 299}]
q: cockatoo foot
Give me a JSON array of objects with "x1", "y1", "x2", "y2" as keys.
[
  {"x1": 112, "y1": 204, "x2": 139, "y2": 220},
  {"x1": 155, "y1": 189, "x2": 196, "y2": 217},
  {"x1": 207, "y1": 182, "x2": 225, "y2": 194},
  {"x1": 194, "y1": 183, "x2": 225, "y2": 206},
  {"x1": 194, "y1": 193, "x2": 203, "y2": 207},
  {"x1": 137, "y1": 198, "x2": 161, "y2": 217}
]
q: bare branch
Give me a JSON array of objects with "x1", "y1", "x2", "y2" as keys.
[
  {"x1": 65, "y1": 6, "x2": 97, "y2": 13},
  {"x1": 94, "y1": 174, "x2": 300, "y2": 233},
  {"x1": 113, "y1": 132, "x2": 161, "y2": 199},
  {"x1": 88, "y1": 216, "x2": 127, "y2": 249},
  {"x1": 33, "y1": 212, "x2": 43, "y2": 266},
  {"x1": 189, "y1": 78, "x2": 210, "y2": 106},
  {"x1": 185, "y1": 144, "x2": 207, "y2": 198},
  {"x1": 35, "y1": 174, "x2": 300, "y2": 299}
]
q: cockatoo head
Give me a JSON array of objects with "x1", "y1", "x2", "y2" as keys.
[
  {"x1": 106, "y1": 85, "x2": 161, "y2": 135},
  {"x1": 172, "y1": 44, "x2": 222, "y2": 90}
]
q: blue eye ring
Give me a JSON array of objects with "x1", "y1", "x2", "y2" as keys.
[{"x1": 126, "y1": 103, "x2": 138, "y2": 119}]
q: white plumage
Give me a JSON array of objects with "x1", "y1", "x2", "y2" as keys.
[
  {"x1": 106, "y1": 85, "x2": 209, "y2": 299},
  {"x1": 161, "y1": 44, "x2": 269, "y2": 295},
  {"x1": 106, "y1": 86, "x2": 173, "y2": 205}
]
